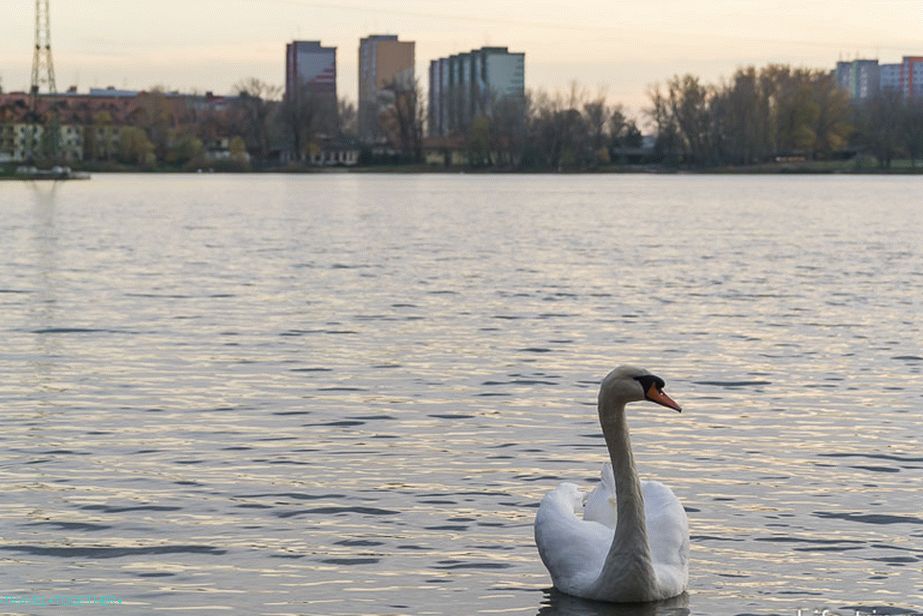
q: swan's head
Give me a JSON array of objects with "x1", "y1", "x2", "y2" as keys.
[{"x1": 599, "y1": 365, "x2": 682, "y2": 412}]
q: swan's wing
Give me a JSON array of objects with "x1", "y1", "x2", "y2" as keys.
[
  {"x1": 535, "y1": 482, "x2": 612, "y2": 596},
  {"x1": 583, "y1": 463, "x2": 616, "y2": 529},
  {"x1": 641, "y1": 480, "x2": 689, "y2": 595}
]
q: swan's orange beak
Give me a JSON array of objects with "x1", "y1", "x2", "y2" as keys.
[{"x1": 646, "y1": 383, "x2": 682, "y2": 412}]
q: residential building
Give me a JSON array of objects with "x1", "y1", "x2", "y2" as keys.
[
  {"x1": 835, "y1": 55, "x2": 923, "y2": 99},
  {"x1": 0, "y1": 122, "x2": 83, "y2": 162},
  {"x1": 880, "y1": 63, "x2": 902, "y2": 93},
  {"x1": 901, "y1": 56, "x2": 923, "y2": 98},
  {"x1": 358, "y1": 34, "x2": 415, "y2": 143},
  {"x1": 285, "y1": 40, "x2": 338, "y2": 135},
  {"x1": 835, "y1": 59, "x2": 880, "y2": 100},
  {"x1": 428, "y1": 46, "x2": 525, "y2": 137},
  {"x1": 0, "y1": 89, "x2": 241, "y2": 163}
]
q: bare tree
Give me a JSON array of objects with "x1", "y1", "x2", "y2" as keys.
[
  {"x1": 233, "y1": 78, "x2": 281, "y2": 162},
  {"x1": 583, "y1": 91, "x2": 610, "y2": 165},
  {"x1": 489, "y1": 93, "x2": 528, "y2": 168},
  {"x1": 338, "y1": 98, "x2": 357, "y2": 138},
  {"x1": 381, "y1": 77, "x2": 424, "y2": 162},
  {"x1": 904, "y1": 98, "x2": 923, "y2": 168},
  {"x1": 281, "y1": 85, "x2": 320, "y2": 162},
  {"x1": 859, "y1": 90, "x2": 904, "y2": 168}
]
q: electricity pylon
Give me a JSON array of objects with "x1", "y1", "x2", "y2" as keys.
[{"x1": 31, "y1": 0, "x2": 57, "y2": 95}]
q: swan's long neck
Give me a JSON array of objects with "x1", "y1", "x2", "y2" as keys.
[{"x1": 592, "y1": 397, "x2": 656, "y2": 599}]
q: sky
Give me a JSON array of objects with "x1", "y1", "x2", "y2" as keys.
[{"x1": 0, "y1": 0, "x2": 920, "y2": 112}]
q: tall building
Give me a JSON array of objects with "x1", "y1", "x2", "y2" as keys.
[
  {"x1": 835, "y1": 59, "x2": 880, "y2": 100},
  {"x1": 358, "y1": 35, "x2": 415, "y2": 143},
  {"x1": 879, "y1": 63, "x2": 902, "y2": 93},
  {"x1": 835, "y1": 55, "x2": 923, "y2": 99},
  {"x1": 428, "y1": 46, "x2": 525, "y2": 137},
  {"x1": 901, "y1": 56, "x2": 923, "y2": 98},
  {"x1": 285, "y1": 40, "x2": 337, "y2": 134}
]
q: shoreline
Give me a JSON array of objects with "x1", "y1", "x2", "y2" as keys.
[{"x1": 4, "y1": 163, "x2": 923, "y2": 178}]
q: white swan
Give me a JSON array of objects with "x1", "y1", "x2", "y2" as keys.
[{"x1": 534, "y1": 365, "x2": 689, "y2": 603}]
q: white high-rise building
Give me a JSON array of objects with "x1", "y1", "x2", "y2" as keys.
[
  {"x1": 835, "y1": 59, "x2": 880, "y2": 100},
  {"x1": 428, "y1": 47, "x2": 525, "y2": 137}
]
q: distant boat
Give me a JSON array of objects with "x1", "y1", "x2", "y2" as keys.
[{"x1": 14, "y1": 165, "x2": 90, "y2": 180}]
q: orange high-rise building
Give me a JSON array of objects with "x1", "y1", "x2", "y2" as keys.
[{"x1": 358, "y1": 35, "x2": 415, "y2": 143}]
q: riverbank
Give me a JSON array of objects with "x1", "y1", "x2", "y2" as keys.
[{"x1": 4, "y1": 160, "x2": 923, "y2": 177}]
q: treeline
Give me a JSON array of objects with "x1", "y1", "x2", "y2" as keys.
[
  {"x1": 648, "y1": 64, "x2": 923, "y2": 168},
  {"x1": 458, "y1": 85, "x2": 644, "y2": 170},
  {"x1": 854, "y1": 89, "x2": 923, "y2": 167},
  {"x1": 650, "y1": 66, "x2": 850, "y2": 165},
  {"x1": 418, "y1": 64, "x2": 923, "y2": 170},
  {"x1": 116, "y1": 78, "x2": 293, "y2": 169},
  {"x1": 9, "y1": 62, "x2": 923, "y2": 171}
]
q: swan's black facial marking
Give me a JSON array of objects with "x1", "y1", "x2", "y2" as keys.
[
  {"x1": 634, "y1": 373, "x2": 682, "y2": 412},
  {"x1": 633, "y1": 374, "x2": 665, "y2": 393}
]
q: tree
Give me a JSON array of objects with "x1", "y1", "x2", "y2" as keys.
[
  {"x1": 859, "y1": 90, "x2": 904, "y2": 168},
  {"x1": 131, "y1": 89, "x2": 177, "y2": 162},
  {"x1": 465, "y1": 115, "x2": 491, "y2": 166},
  {"x1": 583, "y1": 93, "x2": 611, "y2": 165},
  {"x1": 489, "y1": 94, "x2": 528, "y2": 168},
  {"x1": 118, "y1": 126, "x2": 155, "y2": 166},
  {"x1": 83, "y1": 110, "x2": 117, "y2": 162},
  {"x1": 338, "y1": 98, "x2": 357, "y2": 138},
  {"x1": 647, "y1": 64, "x2": 853, "y2": 166},
  {"x1": 713, "y1": 67, "x2": 772, "y2": 164},
  {"x1": 647, "y1": 75, "x2": 715, "y2": 165},
  {"x1": 233, "y1": 78, "x2": 281, "y2": 162},
  {"x1": 380, "y1": 77, "x2": 424, "y2": 162},
  {"x1": 903, "y1": 98, "x2": 923, "y2": 167},
  {"x1": 280, "y1": 85, "x2": 320, "y2": 162},
  {"x1": 648, "y1": 84, "x2": 682, "y2": 165},
  {"x1": 608, "y1": 106, "x2": 643, "y2": 148},
  {"x1": 166, "y1": 132, "x2": 204, "y2": 167},
  {"x1": 809, "y1": 72, "x2": 851, "y2": 157},
  {"x1": 229, "y1": 136, "x2": 249, "y2": 164}
]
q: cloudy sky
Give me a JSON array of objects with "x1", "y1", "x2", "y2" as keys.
[{"x1": 0, "y1": 0, "x2": 918, "y2": 110}]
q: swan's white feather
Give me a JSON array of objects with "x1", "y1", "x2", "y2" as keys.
[
  {"x1": 583, "y1": 461, "x2": 616, "y2": 528},
  {"x1": 535, "y1": 463, "x2": 689, "y2": 601},
  {"x1": 534, "y1": 482, "x2": 611, "y2": 595}
]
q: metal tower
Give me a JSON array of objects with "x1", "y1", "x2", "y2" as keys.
[{"x1": 31, "y1": 0, "x2": 57, "y2": 94}]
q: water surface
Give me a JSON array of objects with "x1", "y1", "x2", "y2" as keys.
[{"x1": 1, "y1": 174, "x2": 921, "y2": 614}]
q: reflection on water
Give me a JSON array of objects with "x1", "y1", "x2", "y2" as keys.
[
  {"x1": 538, "y1": 589, "x2": 690, "y2": 616},
  {"x1": 0, "y1": 174, "x2": 921, "y2": 615}
]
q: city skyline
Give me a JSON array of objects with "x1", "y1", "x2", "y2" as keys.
[{"x1": 0, "y1": 0, "x2": 921, "y2": 110}]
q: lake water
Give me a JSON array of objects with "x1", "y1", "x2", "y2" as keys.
[{"x1": 1, "y1": 174, "x2": 921, "y2": 615}]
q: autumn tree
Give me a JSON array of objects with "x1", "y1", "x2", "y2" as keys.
[
  {"x1": 118, "y1": 126, "x2": 155, "y2": 166},
  {"x1": 131, "y1": 89, "x2": 177, "y2": 162}
]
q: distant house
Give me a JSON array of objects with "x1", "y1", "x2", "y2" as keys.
[{"x1": 308, "y1": 137, "x2": 359, "y2": 166}]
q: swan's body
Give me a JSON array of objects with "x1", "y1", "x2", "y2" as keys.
[{"x1": 534, "y1": 366, "x2": 689, "y2": 603}]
